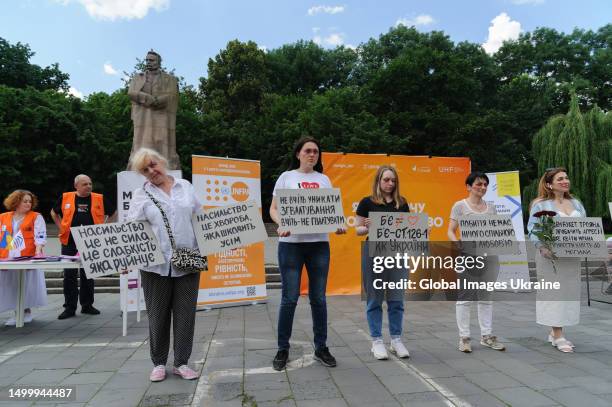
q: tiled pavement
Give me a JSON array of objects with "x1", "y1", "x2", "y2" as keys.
[{"x1": 1, "y1": 292, "x2": 612, "y2": 407}]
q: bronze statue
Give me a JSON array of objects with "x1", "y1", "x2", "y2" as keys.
[{"x1": 128, "y1": 50, "x2": 180, "y2": 169}]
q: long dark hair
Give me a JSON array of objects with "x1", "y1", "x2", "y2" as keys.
[{"x1": 288, "y1": 137, "x2": 323, "y2": 173}]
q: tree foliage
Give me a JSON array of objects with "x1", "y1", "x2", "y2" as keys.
[
  {"x1": 0, "y1": 25, "x2": 610, "y2": 222},
  {"x1": 527, "y1": 94, "x2": 611, "y2": 218}
]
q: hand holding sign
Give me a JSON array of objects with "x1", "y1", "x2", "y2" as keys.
[
  {"x1": 71, "y1": 221, "x2": 164, "y2": 278},
  {"x1": 275, "y1": 188, "x2": 345, "y2": 234},
  {"x1": 192, "y1": 200, "x2": 268, "y2": 256}
]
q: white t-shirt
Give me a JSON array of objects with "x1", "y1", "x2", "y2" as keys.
[
  {"x1": 273, "y1": 169, "x2": 332, "y2": 243},
  {"x1": 450, "y1": 198, "x2": 497, "y2": 220}
]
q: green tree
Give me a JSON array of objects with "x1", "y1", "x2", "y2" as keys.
[
  {"x1": 0, "y1": 38, "x2": 69, "y2": 91},
  {"x1": 200, "y1": 40, "x2": 269, "y2": 119},
  {"x1": 526, "y1": 94, "x2": 612, "y2": 217}
]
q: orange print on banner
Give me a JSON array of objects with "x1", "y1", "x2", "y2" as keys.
[{"x1": 231, "y1": 181, "x2": 250, "y2": 201}]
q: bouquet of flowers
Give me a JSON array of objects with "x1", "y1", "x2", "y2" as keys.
[{"x1": 532, "y1": 210, "x2": 558, "y2": 273}]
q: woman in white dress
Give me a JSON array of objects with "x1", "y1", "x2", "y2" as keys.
[
  {"x1": 0, "y1": 190, "x2": 47, "y2": 326},
  {"x1": 527, "y1": 168, "x2": 586, "y2": 353}
]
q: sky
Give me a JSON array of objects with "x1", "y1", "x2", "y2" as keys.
[{"x1": 1, "y1": 0, "x2": 610, "y2": 98}]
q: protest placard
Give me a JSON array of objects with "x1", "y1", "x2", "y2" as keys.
[
  {"x1": 458, "y1": 215, "x2": 519, "y2": 255},
  {"x1": 275, "y1": 188, "x2": 345, "y2": 234},
  {"x1": 367, "y1": 212, "x2": 429, "y2": 256},
  {"x1": 192, "y1": 200, "x2": 267, "y2": 256},
  {"x1": 552, "y1": 217, "x2": 607, "y2": 258},
  {"x1": 71, "y1": 221, "x2": 164, "y2": 278}
]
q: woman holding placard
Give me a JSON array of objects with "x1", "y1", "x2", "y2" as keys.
[
  {"x1": 269, "y1": 136, "x2": 346, "y2": 371},
  {"x1": 528, "y1": 167, "x2": 586, "y2": 353},
  {"x1": 355, "y1": 165, "x2": 410, "y2": 360},
  {"x1": 0, "y1": 189, "x2": 47, "y2": 326},
  {"x1": 447, "y1": 172, "x2": 505, "y2": 353},
  {"x1": 127, "y1": 148, "x2": 202, "y2": 381}
]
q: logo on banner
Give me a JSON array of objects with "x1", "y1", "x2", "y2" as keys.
[
  {"x1": 411, "y1": 165, "x2": 431, "y2": 173},
  {"x1": 438, "y1": 166, "x2": 465, "y2": 173},
  {"x1": 204, "y1": 178, "x2": 252, "y2": 203},
  {"x1": 231, "y1": 181, "x2": 250, "y2": 201}
]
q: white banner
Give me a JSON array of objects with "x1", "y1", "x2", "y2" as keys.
[{"x1": 484, "y1": 171, "x2": 530, "y2": 286}]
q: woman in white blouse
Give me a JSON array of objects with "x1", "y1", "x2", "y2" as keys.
[
  {"x1": 0, "y1": 190, "x2": 47, "y2": 326},
  {"x1": 527, "y1": 167, "x2": 586, "y2": 353},
  {"x1": 127, "y1": 148, "x2": 202, "y2": 382}
]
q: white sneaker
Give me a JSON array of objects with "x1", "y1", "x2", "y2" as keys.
[
  {"x1": 371, "y1": 339, "x2": 388, "y2": 360},
  {"x1": 23, "y1": 312, "x2": 33, "y2": 324},
  {"x1": 389, "y1": 338, "x2": 410, "y2": 358},
  {"x1": 4, "y1": 316, "x2": 16, "y2": 326}
]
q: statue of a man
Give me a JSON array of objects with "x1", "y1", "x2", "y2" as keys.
[{"x1": 128, "y1": 50, "x2": 180, "y2": 169}]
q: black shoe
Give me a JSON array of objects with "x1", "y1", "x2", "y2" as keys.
[
  {"x1": 314, "y1": 347, "x2": 337, "y2": 367},
  {"x1": 81, "y1": 305, "x2": 100, "y2": 315},
  {"x1": 58, "y1": 310, "x2": 75, "y2": 320},
  {"x1": 272, "y1": 350, "x2": 289, "y2": 371}
]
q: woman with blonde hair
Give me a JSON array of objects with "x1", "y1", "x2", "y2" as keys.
[
  {"x1": 127, "y1": 148, "x2": 203, "y2": 381},
  {"x1": 527, "y1": 167, "x2": 586, "y2": 353},
  {"x1": 0, "y1": 190, "x2": 47, "y2": 326},
  {"x1": 355, "y1": 165, "x2": 410, "y2": 359}
]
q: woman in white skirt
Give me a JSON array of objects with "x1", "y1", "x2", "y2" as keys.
[
  {"x1": 527, "y1": 167, "x2": 585, "y2": 353},
  {"x1": 0, "y1": 190, "x2": 47, "y2": 326}
]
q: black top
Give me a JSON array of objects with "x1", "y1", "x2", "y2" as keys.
[
  {"x1": 356, "y1": 196, "x2": 409, "y2": 217},
  {"x1": 53, "y1": 194, "x2": 116, "y2": 248}
]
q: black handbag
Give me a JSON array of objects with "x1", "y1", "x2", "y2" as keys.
[{"x1": 144, "y1": 189, "x2": 207, "y2": 274}]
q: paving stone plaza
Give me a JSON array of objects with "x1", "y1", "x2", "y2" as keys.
[{"x1": 1, "y1": 288, "x2": 612, "y2": 407}]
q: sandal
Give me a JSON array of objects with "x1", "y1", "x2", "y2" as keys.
[
  {"x1": 551, "y1": 337, "x2": 574, "y2": 353},
  {"x1": 548, "y1": 334, "x2": 575, "y2": 348}
]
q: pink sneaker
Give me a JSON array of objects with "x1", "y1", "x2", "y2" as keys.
[
  {"x1": 173, "y1": 365, "x2": 199, "y2": 380},
  {"x1": 149, "y1": 365, "x2": 166, "y2": 382}
]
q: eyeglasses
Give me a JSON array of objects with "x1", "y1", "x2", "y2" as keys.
[
  {"x1": 302, "y1": 148, "x2": 319, "y2": 155},
  {"x1": 545, "y1": 167, "x2": 566, "y2": 172}
]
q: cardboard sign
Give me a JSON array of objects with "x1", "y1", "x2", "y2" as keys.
[
  {"x1": 552, "y1": 217, "x2": 607, "y2": 258},
  {"x1": 458, "y1": 215, "x2": 519, "y2": 255},
  {"x1": 71, "y1": 221, "x2": 164, "y2": 278},
  {"x1": 275, "y1": 188, "x2": 345, "y2": 234},
  {"x1": 192, "y1": 200, "x2": 268, "y2": 256},
  {"x1": 368, "y1": 212, "x2": 429, "y2": 256}
]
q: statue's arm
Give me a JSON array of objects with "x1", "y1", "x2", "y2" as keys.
[
  {"x1": 150, "y1": 77, "x2": 179, "y2": 110},
  {"x1": 128, "y1": 77, "x2": 155, "y2": 107}
]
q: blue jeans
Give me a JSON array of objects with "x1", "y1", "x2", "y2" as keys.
[
  {"x1": 361, "y1": 241, "x2": 405, "y2": 339},
  {"x1": 277, "y1": 241, "x2": 330, "y2": 351},
  {"x1": 366, "y1": 299, "x2": 404, "y2": 339}
]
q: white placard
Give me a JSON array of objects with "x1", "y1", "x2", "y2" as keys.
[
  {"x1": 367, "y1": 212, "x2": 429, "y2": 257},
  {"x1": 275, "y1": 188, "x2": 345, "y2": 234},
  {"x1": 71, "y1": 221, "x2": 165, "y2": 278},
  {"x1": 458, "y1": 214, "x2": 519, "y2": 255},
  {"x1": 192, "y1": 200, "x2": 268, "y2": 256},
  {"x1": 552, "y1": 217, "x2": 607, "y2": 258},
  {"x1": 368, "y1": 212, "x2": 429, "y2": 241}
]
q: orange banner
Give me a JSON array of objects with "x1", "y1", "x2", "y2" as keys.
[
  {"x1": 192, "y1": 155, "x2": 267, "y2": 306},
  {"x1": 301, "y1": 153, "x2": 471, "y2": 295}
]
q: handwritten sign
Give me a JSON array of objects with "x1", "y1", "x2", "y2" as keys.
[
  {"x1": 192, "y1": 200, "x2": 268, "y2": 256},
  {"x1": 275, "y1": 188, "x2": 345, "y2": 234},
  {"x1": 368, "y1": 212, "x2": 429, "y2": 256},
  {"x1": 458, "y1": 215, "x2": 518, "y2": 255},
  {"x1": 71, "y1": 221, "x2": 164, "y2": 278},
  {"x1": 552, "y1": 217, "x2": 607, "y2": 258}
]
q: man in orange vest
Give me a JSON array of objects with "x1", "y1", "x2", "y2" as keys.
[{"x1": 51, "y1": 174, "x2": 116, "y2": 320}]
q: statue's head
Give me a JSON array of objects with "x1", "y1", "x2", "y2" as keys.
[{"x1": 145, "y1": 50, "x2": 162, "y2": 71}]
